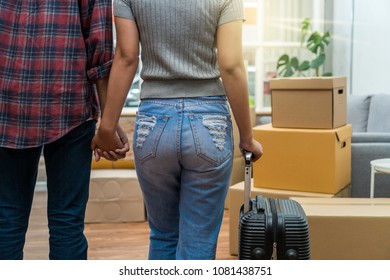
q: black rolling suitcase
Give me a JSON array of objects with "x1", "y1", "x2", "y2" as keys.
[{"x1": 238, "y1": 152, "x2": 310, "y2": 260}]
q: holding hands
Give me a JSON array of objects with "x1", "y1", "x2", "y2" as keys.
[{"x1": 91, "y1": 125, "x2": 130, "y2": 162}]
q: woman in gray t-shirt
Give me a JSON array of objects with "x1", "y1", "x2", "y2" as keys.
[{"x1": 92, "y1": 0, "x2": 263, "y2": 260}]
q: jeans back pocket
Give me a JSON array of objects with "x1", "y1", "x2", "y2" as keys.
[
  {"x1": 188, "y1": 114, "x2": 233, "y2": 166},
  {"x1": 133, "y1": 113, "x2": 170, "y2": 163}
]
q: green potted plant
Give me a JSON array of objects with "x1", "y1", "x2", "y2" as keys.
[{"x1": 276, "y1": 18, "x2": 332, "y2": 77}]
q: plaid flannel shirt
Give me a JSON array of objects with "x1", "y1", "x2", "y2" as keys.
[{"x1": 0, "y1": 1, "x2": 113, "y2": 148}]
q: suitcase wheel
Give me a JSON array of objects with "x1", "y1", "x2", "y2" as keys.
[
  {"x1": 251, "y1": 247, "x2": 266, "y2": 260},
  {"x1": 285, "y1": 249, "x2": 299, "y2": 260}
]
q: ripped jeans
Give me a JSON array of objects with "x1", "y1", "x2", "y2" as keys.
[{"x1": 133, "y1": 96, "x2": 234, "y2": 260}]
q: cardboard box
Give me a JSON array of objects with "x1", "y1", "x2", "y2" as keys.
[
  {"x1": 228, "y1": 180, "x2": 350, "y2": 255},
  {"x1": 253, "y1": 124, "x2": 352, "y2": 194},
  {"x1": 291, "y1": 197, "x2": 390, "y2": 260},
  {"x1": 85, "y1": 170, "x2": 145, "y2": 223},
  {"x1": 270, "y1": 76, "x2": 347, "y2": 129}
]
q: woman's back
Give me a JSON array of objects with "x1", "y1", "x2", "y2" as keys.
[{"x1": 114, "y1": 0, "x2": 244, "y2": 98}]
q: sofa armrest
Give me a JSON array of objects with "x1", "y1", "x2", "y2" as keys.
[{"x1": 351, "y1": 132, "x2": 390, "y2": 143}]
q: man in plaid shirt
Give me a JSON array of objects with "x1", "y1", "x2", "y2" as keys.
[{"x1": 0, "y1": 1, "x2": 128, "y2": 259}]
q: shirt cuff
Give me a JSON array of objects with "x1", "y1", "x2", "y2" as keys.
[{"x1": 87, "y1": 60, "x2": 113, "y2": 81}]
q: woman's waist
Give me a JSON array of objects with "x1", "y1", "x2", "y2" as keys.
[
  {"x1": 140, "y1": 78, "x2": 225, "y2": 99},
  {"x1": 138, "y1": 95, "x2": 230, "y2": 116}
]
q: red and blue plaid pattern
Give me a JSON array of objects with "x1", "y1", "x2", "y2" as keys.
[{"x1": 0, "y1": 0, "x2": 113, "y2": 148}]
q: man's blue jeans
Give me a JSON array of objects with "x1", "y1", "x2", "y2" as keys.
[
  {"x1": 0, "y1": 120, "x2": 95, "y2": 260},
  {"x1": 133, "y1": 96, "x2": 234, "y2": 260}
]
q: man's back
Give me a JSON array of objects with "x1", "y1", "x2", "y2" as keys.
[{"x1": 0, "y1": 1, "x2": 113, "y2": 148}]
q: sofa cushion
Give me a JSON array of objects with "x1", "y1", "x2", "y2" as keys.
[
  {"x1": 367, "y1": 94, "x2": 390, "y2": 132},
  {"x1": 347, "y1": 95, "x2": 371, "y2": 132}
]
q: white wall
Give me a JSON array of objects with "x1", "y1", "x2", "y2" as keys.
[
  {"x1": 333, "y1": 0, "x2": 390, "y2": 95},
  {"x1": 352, "y1": 0, "x2": 390, "y2": 95},
  {"x1": 331, "y1": 0, "x2": 353, "y2": 92}
]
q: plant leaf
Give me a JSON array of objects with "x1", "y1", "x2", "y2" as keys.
[
  {"x1": 276, "y1": 54, "x2": 289, "y2": 68},
  {"x1": 290, "y1": 57, "x2": 299, "y2": 69},
  {"x1": 310, "y1": 54, "x2": 326, "y2": 69},
  {"x1": 284, "y1": 68, "x2": 294, "y2": 77},
  {"x1": 298, "y1": 61, "x2": 310, "y2": 71},
  {"x1": 307, "y1": 31, "x2": 331, "y2": 55},
  {"x1": 276, "y1": 55, "x2": 299, "y2": 77},
  {"x1": 275, "y1": 18, "x2": 332, "y2": 78},
  {"x1": 300, "y1": 18, "x2": 311, "y2": 45}
]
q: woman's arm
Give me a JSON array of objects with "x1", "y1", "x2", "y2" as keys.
[
  {"x1": 91, "y1": 17, "x2": 140, "y2": 156},
  {"x1": 217, "y1": 20, "x2": 263, "y2": 161},
  {"x1": 94, "y1": 77, "x2": 129, "y2": 161}
]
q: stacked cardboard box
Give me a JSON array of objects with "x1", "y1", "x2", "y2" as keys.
[
  {"x1": 87, "y1": 115, "x2": 146, "y2": 223},
  {"x1": 229, "y1": 76, "x2": 353, "y2": 256},
  {"x1": 253, "y1": 123, "x2": 352, "y2": 194},
  {"x1": 253, "y1": 77, "x2": 350, "y2": 194},
  {"x1": 270, "y1": 77, "x2": 347, "y2": 129},
  {"x1": 86, "y1": 169, "x2": 145, "y2": 223}
]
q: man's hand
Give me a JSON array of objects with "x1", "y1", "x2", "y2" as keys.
[{"x1": 91, "y1": 125, "x2": 130, "y2": 161}]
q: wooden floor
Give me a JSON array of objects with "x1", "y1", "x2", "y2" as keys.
[{"x1": 24, "y1": 191, "x2": 237, "y2": 260}]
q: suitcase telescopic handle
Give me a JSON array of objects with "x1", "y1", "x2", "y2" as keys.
[{"x1": 243, "y1": 151, "x2": 253, "y2": 213}]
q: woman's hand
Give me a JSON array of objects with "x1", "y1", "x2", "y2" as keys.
[
  {"x1": 91, "y1": 125, "x2": 129, "y2": 161},
  {"x1": 239, "y1": 138, "x2": 263, "y2": 162}
]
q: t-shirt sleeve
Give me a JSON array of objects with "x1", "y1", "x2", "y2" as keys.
[
  {"x1": 113, "y1": 0, "x2": 134, "y2": 20},
  {"x1": 218, "y1": 0, "x2": 245, "y2": 25}
]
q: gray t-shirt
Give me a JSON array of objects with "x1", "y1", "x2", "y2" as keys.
[{"x1": 114, "y1": 0, "x2": 244, "y2": 99}]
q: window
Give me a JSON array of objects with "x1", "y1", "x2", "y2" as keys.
[
  {"x1": 243, "y1": 0, "x2": 326, "y2": 112},
  {"x1": 245, "y1": 0, "x2": 390, "y2": 112}
]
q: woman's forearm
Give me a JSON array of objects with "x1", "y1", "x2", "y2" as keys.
[{"x1": 98, "y1": 55, "x2": 139, "y2": 133}]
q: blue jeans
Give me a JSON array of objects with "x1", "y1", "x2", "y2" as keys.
[
  {"x1": 0, "y1": 120, "x2": 95, "y2": 260},
  {"x1": 133, "y1": 96, "x2": 234, "y2": 260}
]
